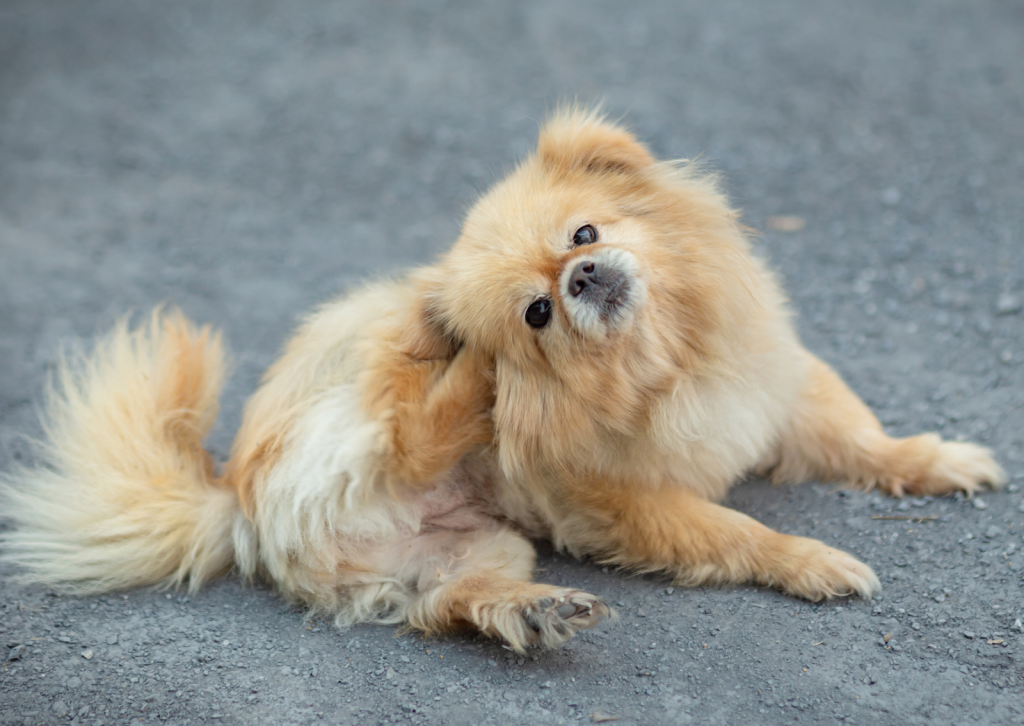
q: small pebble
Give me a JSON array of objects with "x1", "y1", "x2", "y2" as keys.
[
  {"x1": 996, "y1": 293, "x2": 1022, "y2": 316},
  {"x1": 880, "y1": 187, "x2": 902, "y2": 206},
  {"x1": 964, "y1": 631, "x2": 976, "y2": 639},
  {"x1": 985, "y1": 526, "x2": 1004, "y2": 538},
  {"x1": 81, "y1": 650, "x2": 93, "y2": 660},
  {"x1": 972, "y1": 498, "x2": 987, "y2": 510},
  {"x1": 7, "y1": 644, "x2": 27, "y2": 661}
]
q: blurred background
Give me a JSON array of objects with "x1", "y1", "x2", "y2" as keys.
[{"x1": 1, "y1": 2, "x2": 1022, "y2": 724}]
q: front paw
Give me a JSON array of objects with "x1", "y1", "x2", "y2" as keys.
[
  {"x1": 771, "y1": 536, "x2": 881, "y2": 602},
  {"x1": 878, "y1": 435, "x2": 1006, "y2": 497},
  {"x1": 920, "y1": 440, "x2": 1006, "y2": 496}
]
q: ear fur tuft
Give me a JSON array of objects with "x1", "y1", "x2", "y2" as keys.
[{"x1": 537, "y1": 106, "x2": 655, "y2": 176}]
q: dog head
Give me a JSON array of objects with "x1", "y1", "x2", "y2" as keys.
[{"x1": 409, "y1": 108, "x2": 765, "y2": 477}]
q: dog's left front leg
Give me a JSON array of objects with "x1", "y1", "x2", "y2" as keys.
[
  {"x1": 570, "y1": 482, "x2": 880, "y2": 602},
  {"x1": 761, "y1": 352, "x2": 1004, "y2": 496}
]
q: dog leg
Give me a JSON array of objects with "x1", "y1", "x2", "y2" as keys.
[
  {"x1": 395, "y1": 528, "x2": 610, "y2": 651},
  {"x1": 761, "y1": 352, "x2": 1005, "y2": 496},
  {"x1": 364, "y1": 345, "x2": 495, "y2": 487},
  {"x1": 570, "y1": 483, "x2": 880, "y2": 602},
  {"x1": 414, "y1": 574, "x2": 611, "y2": 652}
]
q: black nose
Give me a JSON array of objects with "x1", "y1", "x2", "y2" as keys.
[{"x1": 569, "y1": 261, "x2": 599, "y2": 297}]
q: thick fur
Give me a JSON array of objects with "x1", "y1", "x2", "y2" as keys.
[
  {"x1": 1, "y1": 109, "x2": 1004, "y2": 651},
  {"x1": 0, "y1": 311, "x2": 238, "y2": 593}
]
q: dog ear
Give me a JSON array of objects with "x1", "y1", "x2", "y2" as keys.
[
  {"x1": 400, "y1": 268, "x2": 460, "y2": 361},
  {"x1": 538, "y1": 107, "x2": 655, "y2": 177}
]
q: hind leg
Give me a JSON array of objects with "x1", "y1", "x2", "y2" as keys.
[
  {"x1": 761, "y1": 352, "x2": 1005, "y2": 496},
  {"x1": 389, "y1": 528, "x2": 610, "y2": 651}
]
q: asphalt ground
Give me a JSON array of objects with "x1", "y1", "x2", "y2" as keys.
[{"x1": 1, "y1": 1, "x2": 1023, "y2": 724}]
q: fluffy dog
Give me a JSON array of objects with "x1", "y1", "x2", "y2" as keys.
[{"x1": 1, "y1": 109, "x2": 1005, "y2": 651}]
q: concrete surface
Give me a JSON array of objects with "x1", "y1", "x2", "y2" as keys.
[{"x1": 2, "y1": 1, "x2": 1023, "y2": 724}]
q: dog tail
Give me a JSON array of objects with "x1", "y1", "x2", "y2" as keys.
[{"x1": 0, "y1": 310, "x2": 243, "y2": 594}]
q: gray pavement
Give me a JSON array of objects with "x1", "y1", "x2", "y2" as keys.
[{"x1": 2, "y1": 1, "x2": 1023, "y2": 724}]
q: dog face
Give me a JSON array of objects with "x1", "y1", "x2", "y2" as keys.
[{"x1": 413, "y1": 109, "x2": 762, "y2": 476}]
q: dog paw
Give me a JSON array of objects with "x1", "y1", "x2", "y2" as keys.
[
  {"x1": 879, "y1": 438, "x2": 1006, "y2": 497},
  {"x1": 773, "y1": 536, "x2": 881, "y2": 602},
  {"x1": 522, "y1": 590, "x2": 612, "y2": 648},
  {"x1": 923, "y1": 441, "x2": 1005, "y2": 496},
  {"x1": 474, "y1": 586, "x2": 612, "y2": 652}
]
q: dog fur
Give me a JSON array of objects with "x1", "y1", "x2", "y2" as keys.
[{"x1": 1, "y1": 108, "x2": 1005, "y2": 651}]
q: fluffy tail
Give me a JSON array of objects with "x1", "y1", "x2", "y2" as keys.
[{"x1": 0, "y1": 310, "x2": 241, "y2": 594}]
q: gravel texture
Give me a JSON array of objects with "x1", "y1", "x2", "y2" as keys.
[{"x1": 2, "y1": 1, "x2": 1023, "y2": 724}]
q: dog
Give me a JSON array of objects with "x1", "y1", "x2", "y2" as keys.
[{"x1": 1, "y1": 108, "x2": 1005, "y2": 652}]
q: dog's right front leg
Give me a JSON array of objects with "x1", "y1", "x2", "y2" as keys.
[{"x1": 569, "y1": 482, "x2": 880, "y2": 602}]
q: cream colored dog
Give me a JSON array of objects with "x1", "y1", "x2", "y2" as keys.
[{"x1": 2, "y1": 109, "x2": 1004, "y2": 652}]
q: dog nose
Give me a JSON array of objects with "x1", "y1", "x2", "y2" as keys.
[{"x1": 569, "y1": 261, "x2": 599, "y2": 297}]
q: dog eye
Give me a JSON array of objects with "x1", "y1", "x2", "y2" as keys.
[
  {"x1": 525, "y1": 298, "x2": 552, "y2": 329},
  {"x1": 572, "y1": 225, "x2": 598, "y2": 246}
]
